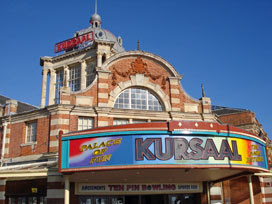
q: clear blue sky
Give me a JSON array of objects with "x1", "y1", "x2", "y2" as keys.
[{"x1": 0, "y1": 0, "x2": 271, "y2": 137}]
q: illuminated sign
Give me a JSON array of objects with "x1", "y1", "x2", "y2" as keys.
[
  {"x1": 75, "y1": 183, "x2": 203, "y2": 195},
  {"x1": 60, "y1": 133, "x2": 268, "y2": 171},
  {"x1": 54, "y1": 31, "x2": 94, "y2": 53}
]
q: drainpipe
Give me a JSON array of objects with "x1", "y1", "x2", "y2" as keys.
[
  {"x1": 207, "y1": 182, "x2": 211, "y2": 204},
  {"x1": 248, "y1": 175, "x2": 255, "y2": 204},
  {"x1": 1, "y1": 122, "x2": 7, "y2": 167}
]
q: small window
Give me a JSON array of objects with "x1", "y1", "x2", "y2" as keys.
[
  {"x1": 55, "y1": 69, "x2": 64, "y2": 104},
  {"x1": 132, "y1": 119, "x2": 148, "y2": 124},
  {"x1": 113, "y1": 119, "x2": 129, "y2": 126},
  {"x1": 86, "y1": 62, "x2": 96, "y2": 87},
  {"x1": 78, "y1": 117, "x2": 94, "y2": 131},
  {"x1": 26, "y1": 121, "x2": 37, "y2": 143},
  {"x1": 69, "y1": 64, "x2": 81, "y2": 92}
]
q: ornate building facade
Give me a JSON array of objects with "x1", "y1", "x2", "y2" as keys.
[{"x1": 0, "y1": 2, "x2": 271, "y2": 204}]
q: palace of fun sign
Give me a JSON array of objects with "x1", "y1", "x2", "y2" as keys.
[{"x1": 60, "y1": 126, "x2": 268, "y2": 172}]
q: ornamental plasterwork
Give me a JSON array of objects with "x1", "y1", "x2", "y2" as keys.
[{"x1": 111, "y1": 56, "x2": 167, "y2": 89}]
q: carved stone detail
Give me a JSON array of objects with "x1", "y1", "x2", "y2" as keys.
[{"x1": 111, "y1": 56, "x2": 165, "y2": 89}]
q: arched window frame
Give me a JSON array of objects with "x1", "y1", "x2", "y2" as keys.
[{"x1": 114, "y1": 87, "x2": 164, "y2": 111}]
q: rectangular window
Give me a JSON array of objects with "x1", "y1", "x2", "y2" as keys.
[
  {"x1": 69, "y1": 64, "x2": 81, "y2": 91},
  {"x1": 113, "y1": 119, "x2": 129, "y2": 126},
  {"x1": 26, "y1": 121, "x2": 37, "y2": 143},
  {"x1": 55, "y1": 69, "x2": 64, "y2": 104},
  {"x1": 86, "y1": 62, "x2": 96, "y2": 87},
  {"x1": 132, "y1": 119, "x2": 147, "y2": 124},
  {"x1": 78, "y1": 117, "x2": 94, "y2": 131}
]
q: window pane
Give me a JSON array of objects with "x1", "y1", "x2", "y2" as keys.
[
  {"x1": 78, "y1": 117, "x2": 93, "y2": 131},
  {"x1": 114, "y1": 88, "x2": 163, "y2": 111},
  {"x1": 113, "y1": 119, "x2": 129, "y2": 125},
  {"x1": 69, "y1": 64, "x2": 81, "y2": 91}
]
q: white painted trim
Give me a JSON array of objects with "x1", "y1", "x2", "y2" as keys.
[
  {"x1": 263, "y1": 197, "x2": 272, "y2": 202},
  {"x1": 210, "y1": 187, "x2": 222, "y2": 195}
]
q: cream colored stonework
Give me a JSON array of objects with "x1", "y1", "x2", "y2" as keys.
[
  {"x1": 76, "y1": 96, "x2": 93, "y2": 106},
  {"x1": 98, "y1": 121, "x2": 109, "y2": 127},
  {"x1": 98, "y1": 93, "x2": 108, "y2": 99},
  {"x1": 98, "y1": 83, "x2": 109, "y2": 89},
  {"x1": 184, "y1": 103, "x2": 199, "y2": 113}
]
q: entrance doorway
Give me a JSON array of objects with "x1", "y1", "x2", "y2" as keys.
[{"x1": 78, "y1": 194, "x2": 201, "y2": 204}]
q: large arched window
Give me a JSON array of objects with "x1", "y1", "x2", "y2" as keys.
[{"x1": 114, "y1": 88, "x2": 163, "y2": 111}]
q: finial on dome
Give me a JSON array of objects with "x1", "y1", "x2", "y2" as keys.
[
  {"x1": 90, "y1": 0, "x2": 101, "y2": 28},
  {"x1": 137, "y1": 40, "x2": 140, "y2": 51}
]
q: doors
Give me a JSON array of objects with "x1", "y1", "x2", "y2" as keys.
[{"x1": 7, "y1": 196, "x2": 46, "y2": 204}]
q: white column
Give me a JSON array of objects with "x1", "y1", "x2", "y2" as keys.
[
  {"x1": 81, "y1": 60, "x2": 87, "y2": 90},
  {"x1": 48, "y1": 69, "x2": 56, "y2": 105},
  {"x1": 40, "y1": 68, "x2": 48, "y2": 108},
  {"x1": 248, "y1": 175, "x2": 255, "y2": 204},
  {"x1": 64, "y1": 175, "x2": 70, "y2": 204},
  {"x1": 64, "y1": 66, "x2": 69, "y2": 88},
  {"x1": 0, "y1": 122, "x2": 7, "y2": 166},
  {"x1": 207, "y1": 182, "x2": 211, "y2": 204},
  {"x1": 97, "y1": 52, "x2": 102, "y2": 68}
]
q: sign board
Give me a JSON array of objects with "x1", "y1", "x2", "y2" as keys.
[
  {"x1": 61, "y1": 133, "x2": 268, "y2": 171},
  {"x1": 75, "y1": 183, "x2": 203, "y2": 195},
  {"x1": 54, "y1": 31, "x2": 94, "y2": 53}
]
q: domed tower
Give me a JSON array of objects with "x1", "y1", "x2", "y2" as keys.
[{"x1": 40, "y1": 0, "x2": 124, "y2": 108}]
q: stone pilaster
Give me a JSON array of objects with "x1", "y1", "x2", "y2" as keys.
[
  {"x1": 40, "y1": 68, "x2": 49, "y2": 108},
  {"x1": 201, "y1": 97, "x2": 212, "y2": 114},
  {"x1": 48, "y1": 106, "x2": 71, "y2": 152},
  {"x1": 97, "y1": 70, "x2": 110, "y2": 108},
  {"x1": 47, "y1": 175, "x2": 64, "y2": 204},
  {"x1": 64, "y1": 65, "x2": 69, "y2": 88},
  {"x1": 0, "y1": 179, "x2": 6, "y2": 204},
  {"x1": 80, "y1": 60, "x2": 87, "y2": 90},
  {"x1": 97, "y1": 52, "x2": 102, "y2": 68},
  {"x1": 169, "y1": 77, "x2": 182, "y2": 111},
  {"x1": 48, "y1": 69, "x2": 56, "y2": 106},
  {"x1": 4, "y1": 100, "x2": 18, "y2": 115},
  {"x1": 209, "y1": 182, "x2": 223, "y2": 204},
  {"x1": 259, "y1": 176, "x2": 272, "y2": 203}
]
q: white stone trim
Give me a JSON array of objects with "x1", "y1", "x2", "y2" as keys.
[
  {"x1": 263, "y1": 197, "x2": 272, "y2": 202},
  {"x1": 0, "y1": 192, "x2": 5, "y2": 199},
  {"x1": 98, "y1": 83, "x2": 109, "y2": 89},
  {"x1": 98, "y1": 93, "x2": 108, "y2": 99},
  {"x1": 172, "y1": 107, "x2": 181, "y2": 111},
  {"x1": 210, "y1": 187, "x2": 222, "y2": 195},
  {"x1": 98, "y1": 121, "x2": 108, "y2": 127},
  {"x1": 101, "y1": 51, "x2": 181, "y2": 78},
  {"x1": 98, "y1": 72, "x2": 109, "y2": 79},
  {"x1": 211, "y1": 201, "x2": 222, "y2": 204},
  {"x1": 170, "y1": 89, "x2": 180, "y2": 94},
  {"x1": 5, "y1": 129, "x2": 10, "y2": 134},
  {"x1": 98, "y1": 103, "x2": 108, "y2": 107},
  {"x1": 109, "y1": 75, "x2": 171, "y2": 111},
  {"x1": 47, "y1": 189, "x2": 64, "y2": 199},
  {"x1": 261, "y1": 187, "x2": 272, "y2": 194},
  {"x1": 0, "y1": 180, "x2": 6, "y2": 185},
  {"x1": 51, "y1": 119, "x2": 70, "y2": 126},
  {"x1": 171, "y1": 98, "x2": 180, "y2": 104},
  {"x1": 260, "y1": 177, "x2": 272, "y2": 182},
  {"x1": 61, "y1": 100, "x2": 71, "y2": 105},
  {"x1": 5, "y1": 138, "x2": 10, "y2": 144},
  {"x1": 50, "y1": 129, "x2": 61, "y2": 136},
  {"x1": 50, "y1": 141, "x2": 59, "y2": 147}
]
